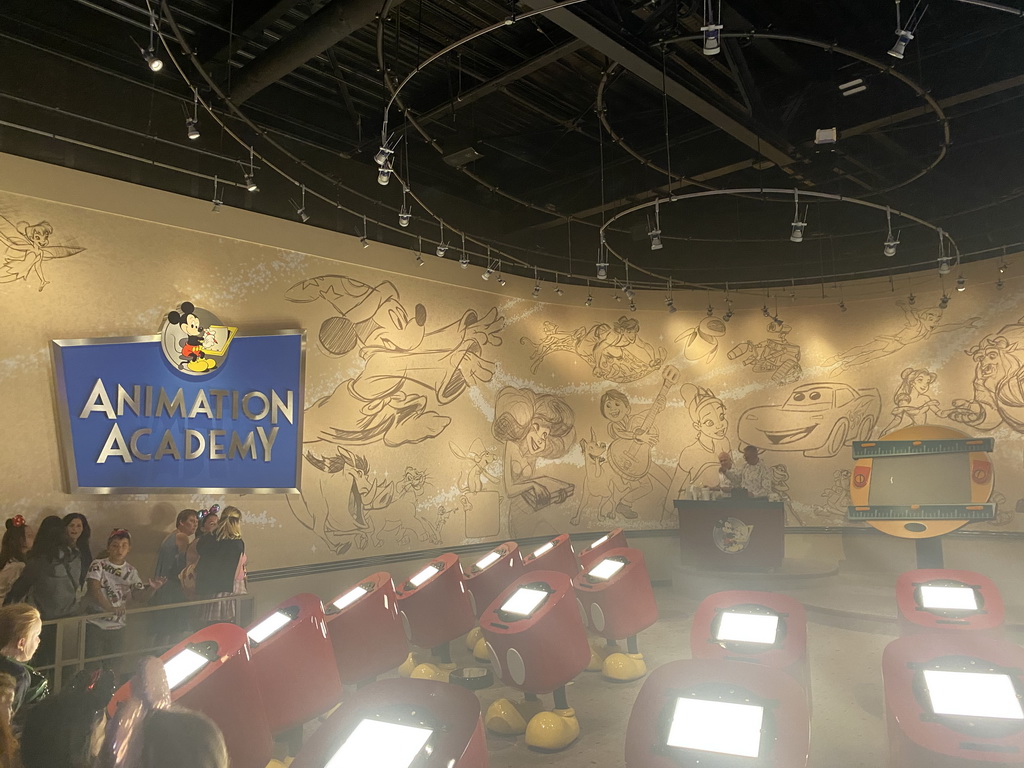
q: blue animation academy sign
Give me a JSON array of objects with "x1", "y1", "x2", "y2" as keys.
[{"x1": 51, "y1": 303, "x2": 304, "y2": 493}]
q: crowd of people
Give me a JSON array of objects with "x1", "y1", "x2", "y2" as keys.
[{"x1": 0, "y1": 506, "x2": 249, "y2": 767}]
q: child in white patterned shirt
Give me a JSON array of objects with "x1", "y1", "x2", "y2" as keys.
[{"x1": 85, "y1": 529, "x2": 165, "y2": 670}]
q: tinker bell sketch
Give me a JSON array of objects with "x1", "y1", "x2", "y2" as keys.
[
  {"x1": 824, "y1": 301, "x2": 979, "y2": 376},
  {"x1": 0, "y1": 215, "x2": 85, "y2": 291}
]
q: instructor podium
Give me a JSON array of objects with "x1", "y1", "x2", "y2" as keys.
[{"x1": 675, "y1": 498, "x2": 784, "y2": 571}]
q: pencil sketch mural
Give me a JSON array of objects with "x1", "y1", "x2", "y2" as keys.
[
  {"x1": 825, "y1": 301, "x2": 979, "y2": 376},
  {"x1": 6, "y1": 182, "x2": 1024, "y2": 576},
  {"x1": 737, "y1": 382, "x2": 880, "y2": 458},
  {"x1": 728, "y1": 321, "x2": 802, "y2": 384},
  {"x1": 0, "y1": 214, "x2": 85, "y2": 291},
  {"x1": 286, "y1": 275, "x2": 504, "y2": 449},
  {"x1": 521, "y1": 315, "x2": 664, "y2": 382},
  {"x1": 946, "y1": 318, "x2": 1024, "y2": 432},
  {"x1": 492, "y1": 387, "x2": 576, "y2": 537},
  {"x1": 677, "y1": 315, "x2": 727, "y2": 364},
  {"x1": 879, "y1": 368, "x2": 945, "y2": 435}
]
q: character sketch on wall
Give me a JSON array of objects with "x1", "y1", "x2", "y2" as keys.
[
  {"x1": 824, "y1": 301, "x2": 980, "y2": 376},
  {"x1": 946, "y1": 330, "x2": 1024, "y2": 432},
  {"x1": 372, "y1": 468, "x2": 444, "y2": 548},
  {"x1": 449, "y1": 440, "x2": 501, "y2": 493},
  {"x1": 287, "y1": 447, "x2": 395, "y2": 554},
  {"x1": 677, "y1": 315, "x2": 727, "y2": 364},
  {"x1": 0, "y1": 215, "x2": 85, "y2": 291},
  {"x1": 492, "y1": 387, "x2": 576, "y2": 537},
  {"x1": 286, "y1": 275, "x2": 503, "y2": 449},
  {"x1": 879, "y1": 368, "x2": 945, "y2": 435},
  {"x1": 813, "y1": 469, "x2": 853, "y2": 525},
  {"x1": 664, "y1": 384, "x2": 731, "y2": 521},
  {"x1": 573, "y1": 429, "x2": 614, "y2": 524},
  {"x1": 602, "y1": 366, "x2": 679, "y2": 521},
  {"x1": 366, "y1": 466, "x2": 448, "y2": 547},
  {"x1": 728, "y1": 321, "x2": 802, "y2": 384},
  {"x1": 521, "y1": 316, "x2": 664, "y2": 383},
  {"x1": 737, "y1": 382, "x2": 880, "y2": 458}
]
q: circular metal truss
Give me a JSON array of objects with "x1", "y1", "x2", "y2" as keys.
[
  {"x1": 149, "y1": 0, "x2": 984, "y2": 296},
  {"x1": 599, "y1": 187, "x2": 959, "y2": 289}
]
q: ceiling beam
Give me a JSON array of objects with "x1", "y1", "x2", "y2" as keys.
[
  {"x1": 839, "y1": 74, "x2": 1024, "y2": 140},
  {"x1": 198, "y1": 0, "x2": 298, "y2": 69},
  {"x1": 229, "y1": 0, "x2": 408, "y2": 105},
  {"x1": 520, "y1": 0, "x2": 797, "y2": 169},
  {"x1": 413, "y1": 39, "x2": 586, "y2": 126}
]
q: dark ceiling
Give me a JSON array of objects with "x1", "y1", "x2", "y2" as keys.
[{"x1": 2, "y1": 0, "x2": 1023, "y2": 290}]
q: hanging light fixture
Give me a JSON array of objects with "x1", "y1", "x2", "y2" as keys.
[
  {"x1": 139, "y1": 6, "x2": 163, "y2": 72},
  {"x1": 938, "y1": 294, "x2": 950, "y2": 309},
  {"x1": 242, "y1": 146, "x2": 258, "y2": 192},
  {"x1": 531, "y1": 267, "x2": 541, "y2": 298},
  {"x1": 956, "y1": 275, "x2": 966, "y2": 292},
  {"x1": 596, "y1": 234, "x2": 609, "y2": 279},
  {"x1": 888, "y1": 0, "x2": 928, "y2": 59},
  {"x1": 210, "y1": 176, "x2": 222, "y2": 213},
  {"x1": 908, "y1": 292, "x2": 916, "y2": 305},
  {"x1": 937, "y1": 229, "x2": 951, "y2": 274},
  {"x1": 436, "y1": 222, "x2": 448, "y2": 257},
  {"x1": 883, "y1": 207, "x2": 899, "y2": 256},
  {"x1": 839, "y1": 300, "x2": 847, "y2": 312},
  {"x1": 702, "y1": 0, "x2": 724, "y2": 55},
  {"x1": 360, "y1": 215, "x2": 369, "y2": 247},
  {"x1": 649, "y1": 202, "x2": 663, "y2": 250},
  {"x1": 374, "y1": 144, "x2": 394, "y2": 168},
  {"x1": 185, "y1": 89, "x2": 200, "y2": 140},
  {"x1": 790, "y1": 190, "x2": 807, "y2": 242},
  {"x1": 723, "y1": 301, "x2": 734, "y2": 322},
  {"x1": 665, "y1": 278, "x2": 677, "y2": 313},
  {"x1": 293, "y1": 185, "x2": 309, "y2": 223}
]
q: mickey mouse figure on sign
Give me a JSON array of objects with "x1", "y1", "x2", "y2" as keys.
[{"x1": 160, "y1": 301, "x2": 237, "y2": 375}]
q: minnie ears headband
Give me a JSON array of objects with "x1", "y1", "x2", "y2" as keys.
[
  {"x1": 198, "y1": 504, "x2": 221, "y2": 520},
  {"x1": 11, "y1": 515, "x2": 25, "y2": 528}
]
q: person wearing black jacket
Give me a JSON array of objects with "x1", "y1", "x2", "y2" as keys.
[
  {"x1": 195, "y1": 507, "x2": 246, "y2": 625},
  {"x1": 5, "y1": 516, "x2": 80, "y2": 669}
]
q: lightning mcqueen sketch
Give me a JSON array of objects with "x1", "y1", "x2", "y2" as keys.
[{"x1": 738, "y1": 382, "x2": 881, "y2": 458}]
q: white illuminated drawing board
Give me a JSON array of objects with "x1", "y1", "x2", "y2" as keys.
[
  {"x1": 247, "y1": 611, "x2": 293, "y2": 644},
  {"x1": 501, "y1": 587, "x2": 549, "y2": 617},
  {"x1": 164, "y1": 648, "x2": 211, "y2": 690},
  {"x1": 715, "y1": 612, "x2": 781, "y2": 645},
  {"x1": 923, "y1": 670, "x2": 1024, "y2": 720},
  {"x1": 919, "y1": 585, "x2": 978, "y2": 611},
  {"x1": 667, "y1": 698, "x2": 764, "y2": 758},
  {"x1": 324, "y1": 719, "x2": 433, "y2": 768},
  {"x1": 588, "y1": 558, "x2": 626, "y2": 581}
]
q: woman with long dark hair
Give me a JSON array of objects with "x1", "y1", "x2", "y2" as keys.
[
  {"x1": 61, "y1": 514, "x2": 91, "y2": 589},
  {"x1": 0, "y1": 516, "x2": 35, "y2": 604},
  {"x1": 4, "y1": 516, "x2": 81, "y2": 669}
]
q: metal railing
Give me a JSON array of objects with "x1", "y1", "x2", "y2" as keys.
[{"x1": 36, "y1": 594, "x2": 256, "y2": 691}]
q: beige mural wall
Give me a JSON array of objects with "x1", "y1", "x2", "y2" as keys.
[{"x1": 1, "y1": 153, "x2": 1021, "y2": 575}]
